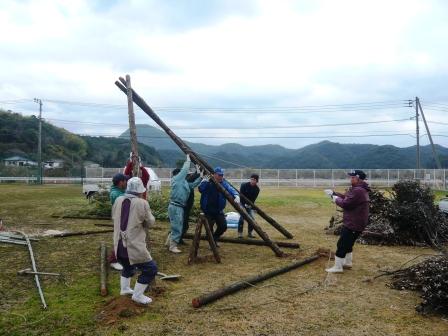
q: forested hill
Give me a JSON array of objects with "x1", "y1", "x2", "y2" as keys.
[
  {"x1": 0, "y1": 110, "x2": 162, "y2": 167},
  {"x1": 121, "y1": 124, "x2": 448, "y2": 169}
]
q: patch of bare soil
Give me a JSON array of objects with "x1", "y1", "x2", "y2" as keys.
[{"x1": 96, "y1": 286, "x2": 166, "y2": 325}]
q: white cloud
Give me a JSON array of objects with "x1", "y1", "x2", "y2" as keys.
[{"x1": 0, "y1": 0, "x2": 447, "y2": 149}]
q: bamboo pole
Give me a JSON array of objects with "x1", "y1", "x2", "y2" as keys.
[
  {"x1": 16, "y1": 231, "x2": 47, "y2": 309},
  {"x1": 182, "y1": 233, "x2": 300, "y2": 249},
  {"x1": 115, "y1": 78, "x2": 288, "y2": 256},
  {"x1": 192, "y1": 254, "x2": 320, "y2": 308}
]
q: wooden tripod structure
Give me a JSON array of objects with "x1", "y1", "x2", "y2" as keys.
[
  {"x1": 188, "y1": 214, "x2": 221, "y2": 264},
  {"x1": 115, "y1": 76, "x2": 296, "y2": 257}
]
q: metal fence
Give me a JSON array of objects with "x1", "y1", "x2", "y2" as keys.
[
  {"x1": 2, "y1": 168, "x2": 447, "y2": 190},
  {"x1": 83, "y1": 168, "x2": 448, "y2": 190}
]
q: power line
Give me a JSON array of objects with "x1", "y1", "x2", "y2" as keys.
[{"x1": 44, "y1": 117, "x2": 413, "y2": 129}]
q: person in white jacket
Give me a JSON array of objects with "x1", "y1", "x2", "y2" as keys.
[{"x1": 112, "y1": 177, "x2": 157, "y2": 305}]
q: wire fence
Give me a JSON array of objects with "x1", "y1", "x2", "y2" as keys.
[
  {"x1": 1, "y1": 167, "x2": 447, "y2": 190},
  {"x1": 83, "y1": 168, "x2": 448, "y2": 190}
]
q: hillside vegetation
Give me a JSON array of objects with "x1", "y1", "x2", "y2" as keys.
[{"x1": 0, "y1": 110, "x2": 162, "y2": 167}]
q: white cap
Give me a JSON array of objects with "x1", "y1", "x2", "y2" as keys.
[{"x1": 126, "y1": 177, "x2": 146, "y2": 194}]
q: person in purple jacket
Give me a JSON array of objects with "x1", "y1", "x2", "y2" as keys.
[{"x1": 326, "y1": 170, "x2": 370, "y2": 273}]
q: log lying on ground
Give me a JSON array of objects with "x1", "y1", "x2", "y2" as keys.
[
  {"x1": 50, "y1": 229, "x2": 113, "y2": 238},
  {"x1": 192, "y1": 254, "x2": 320, "y2": 308},
  {"x1": 183, "y1": 233, "x2": 300, "y2": 249},
  {"x1": 51, "y1": 215, "x2": 111, "y2": 220}
]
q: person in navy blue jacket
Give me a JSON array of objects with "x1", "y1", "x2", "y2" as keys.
[
  {"x1": 198, "y1": 167, "x2": 240, "y2": 243},
  {"x1": 238, "y1": 174, "x2": 260, "y2": 238}
]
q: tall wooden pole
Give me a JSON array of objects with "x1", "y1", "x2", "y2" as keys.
[
  {"x1": 417, "y1": 98, "x2": 442, "y2": 169},
  {"x1": 115, "y1": 78, "x2": 288, "y2": 256},
  {"x1": 125, "y1": 75, "x2": 140, "y2": 177}
]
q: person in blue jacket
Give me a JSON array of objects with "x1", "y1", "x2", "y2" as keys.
[
  {"x1": 199, "y1": 167, "x2": 240, "y2": 244},
  {"x1": 167, "y1": 155, "x2": 203, "y2": 253}
]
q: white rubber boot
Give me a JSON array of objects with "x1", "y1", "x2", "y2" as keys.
[
  {"x1": 120, "y1": 276, "x2": 134, "y2": 295},
  {"x1": 110, "y1": 262, "x2": 123, "y2": 271},
  {"x1": 165, "y1": 232, "x2": 171, "y2": 247},
  {"x1": 131, "y1": 282, "x2": 152, "y2": 305},
  {"x1": 326, "y1": 256, "x2": 344, "y2": 273},
  {"x1": 169, "y1": 240, "x2": 182, "y2": 253},
  {"x1": 343, "y1": 253, "x2": 353, "y2": 269}
]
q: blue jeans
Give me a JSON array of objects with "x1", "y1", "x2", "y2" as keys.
[
  {"x1": 238, "y1": 206, "x2": 254, "y2": 234},
  {"x1": 119, "y1": 257, "x2": 158, "y2": 285}
]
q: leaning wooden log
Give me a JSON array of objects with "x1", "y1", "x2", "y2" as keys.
[
  {"x1": 50, "y1": 229, "x2": 113, "y2": 238},
  {"x1": 191, "y1": 254, "x2": 320, "y2": 308},
  {"x1": 115, "y1": 79, "x2": 286, "y2": 257},
  {"x1": 183, "y1": 233, "x2": 300, "y2": 249},
  {"x1": 115, "y1": 78, "x2": 293, "y2": 240},
  {"x1": 100, "y1": 242, "x2": 108, "y2": 296}
]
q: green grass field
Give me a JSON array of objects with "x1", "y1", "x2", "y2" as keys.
[{"x1": 0, "y1": 184, "x2": 447, "y2": 335}]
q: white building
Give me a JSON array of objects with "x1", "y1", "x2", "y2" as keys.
[
  {"x1": 44, "y1": 159, "x2": 64, "y2": 169},
  {"x1": 3, "y1": 156, "x2": 37, "y2": 167}
]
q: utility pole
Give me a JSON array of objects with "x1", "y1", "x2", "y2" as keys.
[
  {"x1": 417, "y1": 98, "x2": 442, "y2": 169},
  {"x1": 125, "y1": 75, "x2": 140, "y2": 177},
  {"x1": 415, "y1": 97, "x2": 420, "y2": 170},
  {"x1": 34, "y1": 98, "x2": 43, "y2": 184}
]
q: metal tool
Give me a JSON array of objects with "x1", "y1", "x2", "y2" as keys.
[
  {"x1": 157, "y1": 272, "x2": 181, "y2": 280},
  {"x1": 17, "y1": 268, "x2": 61, "y2": 277}
]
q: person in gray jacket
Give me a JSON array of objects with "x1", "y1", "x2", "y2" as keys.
[{"x1": 112, "y1": 177, "x2": 157, "y2": 305}]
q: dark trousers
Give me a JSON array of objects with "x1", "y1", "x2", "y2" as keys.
[
  {"x1": 237, "y1": 206, "x2": 254, "y2": 234},
  {"x1": 118, "y1": 257, "x2": 158, "y2": 285},
  {"x1": 206, "y1": 213, "x2": 227, "y2": 241},
  {"x1": 336, "y1": 226, "x2": 361, "y2": 258},
  {"x1": 181, "y1": 204, "x2": 193, "y2": 239}
]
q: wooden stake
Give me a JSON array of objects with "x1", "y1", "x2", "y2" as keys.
[{"x1": 100, "y1": 242, "x2": 108, "y2": 296}]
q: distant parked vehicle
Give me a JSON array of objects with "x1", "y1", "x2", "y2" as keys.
[
  {"x1": 439, "y1": 196, "x2": 448, "y2": 215},
  {"x1": 82, "y1": 166, "x2": 161, "y2": 199}
]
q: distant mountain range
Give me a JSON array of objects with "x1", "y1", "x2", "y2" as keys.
[{"x1": 120, "y1": 125, "x2": 448, "y2": 169}]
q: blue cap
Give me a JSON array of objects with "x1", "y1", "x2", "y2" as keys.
[{"x1": 214, "y1": 167, "x2": 224, "y2": 176}]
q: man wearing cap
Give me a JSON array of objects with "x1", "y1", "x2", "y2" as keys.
[
  {"x1": 199, "y1": 167, "x2": 240, "y2": 243},
  {"x1": 110, "y1": 173, "x2": 128, "y2": 205},
  {"x1": 167, "y1": 155, "x2": 204, "y2": 253},
  {"x1": 238, "y1": 174, "x2": 260, "y2": 239},
  {"x1": 326, "y1": 170, "x2": 370, "y2": 273},
  {"x1": 112, "y1": 177, "x2": 157, "y2": 305}
]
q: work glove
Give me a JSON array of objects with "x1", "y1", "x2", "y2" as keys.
[
  {"x1": 195, "y1": 164, "x2": 201, "y2": 173},
  {"x1": 324, "y1": 189, "x2": 334, "y2": 197},
  {"x1": 234, "y1": 195, "x2": 240, "y2": 204},
  {"x1": 186, "y1": 154, "x2": 191, "y2": 162},
  {"x1": 331, "y1": 195, "x2": 339, "y2": 203}
]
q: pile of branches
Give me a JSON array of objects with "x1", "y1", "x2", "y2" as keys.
[
  {"x1": 389, "y1": 255, "x2": 448, "y2": 315},
  {"x1": 327, "y1": 180, "x2": 448, "y2": 247}
]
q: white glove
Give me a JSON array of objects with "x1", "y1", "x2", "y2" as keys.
[
  {"x1": 202, "y1": 175, "x2": 210, "y2": 181},
  {"x1": 234, "y1": 195, "x2": 240, "y2": 204},
  {"x1": 245, "y1": 204, "x2": 252, "y2": 210},
  {"x1": 324, "y1": 189, "x2": 334, "y2": 197},
  {"x1": 331, "y1": 195, "x2": 339, "y2": 203},
  {"x1": 186, "y1": 154, "x2": 191, "y2": 162},
  {"x1": 195, "y1": 164, "x2": 201, "y2": 173}
]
